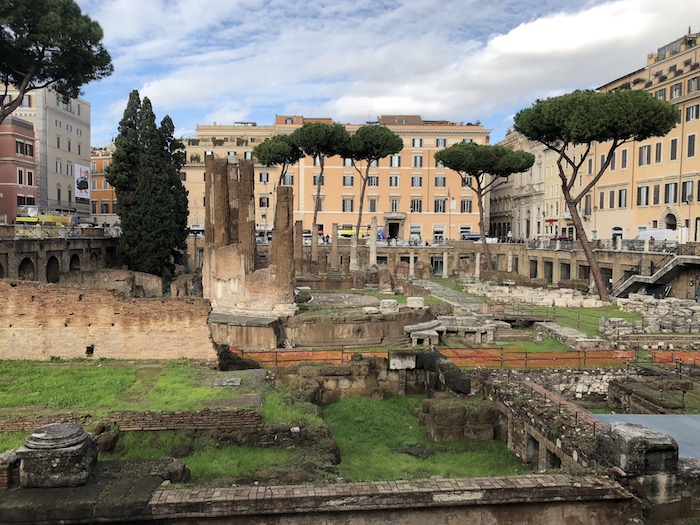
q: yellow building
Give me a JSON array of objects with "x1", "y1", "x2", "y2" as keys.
[
  {"x1": 579, "y1": 32, "x2": 700, "y2": 241},
  {"x1": 181, "y1": 115, "x2": 491, "y2": 242},
  {"x1": 89, "y1": 147, "x2": 118, "y2": 226}
]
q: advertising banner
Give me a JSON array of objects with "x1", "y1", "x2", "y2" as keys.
[{"x1": 75, "y1": 164, "x2": 90, "y2": 203}]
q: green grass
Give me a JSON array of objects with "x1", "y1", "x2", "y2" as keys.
[
  {"x1": 0, "y1": 432, "x2": 30, "y2": 451},
  {"x1": 259, "y1": 388, "x2": 325, "y2": 429},
  {"x1": 552, "y1": 306, "x2": 643, "y2": 338},
  {"x1": 500, "y1": 338, "x2": 572, "y2": 353},
  {"x1": 323, "y1": 394, "x2": 525, "y2": 481}
]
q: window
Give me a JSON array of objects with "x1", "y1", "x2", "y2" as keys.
[
  {"x1": 436, "y1": 138, "x2": 446, "y2": 147},
  {"x1": 434, "y1": 198, "x2": 446, "y2": 213},
  {"x1": 67, "y1": 140, "x2": 71, "y2": 152},
  {"x1": 639, "y1": 145, "x2": 651, "y2": 166},
  {"x1": 435, "y1": 175, "x2": 446, "y2": 187},
  {"x1": 683, "y1": 180, "x2": 694, "y2": 203},
  {"x1": 20, "y1": 95, "x2": 31, "y2": 107},
  {"x1": 55, "y1": 119, "x2": 62, "y2": 128},
  {"x1": 588, "y1": 158, "x2": 593, "y2": 175},
  {"x1": 390, "y1": 155, "x2": 401, "y2": 167},
  {"x1": 368, "y1": 175, "x2": 379, "y2": 187},
  {"x1": 68, "y1": 189, "x2": 72, "y2": 204},
  {"x1": 609, "y1": 190, "x2": 615, "y2": 209},
  {"x1": 282, "y1": 174, "x2": 294, "y2": 185},
  {"x1": 17, "y1": 169, "x2": 23, "y2": 185},
  {"x1": 67, "y1": 162, "x2": 72, "y2": 177},
  {"x1": 411, "y1": 175, "x2": 422, "y2": 187},
  {"x1": 462, "y1": 176, "x2": 472, "y2": 188},
  {"x1": 653, "y1": 184, "x2": 660, "y2": 205},
  {"x1": 259, "y1": 172, "x2": 269, "y2": 183},
  {"x1": 91, "y1": 200, "x2": 97, "y2": 214},
  {"x1": 57, "y1": 187, "x2": 61, "y2": 203},
  {"x1": 655, "y1": 88, "x2": 666, "y2": 101},
  {"x1": 410, "y1": 198, "x2": 422, "y2": 212},
  {"x1": 342, "y1": 174, "x2": 354, "y2": 186},
  {"x1": 436, "y1": 159, "x2": 444, "y2": 168},
  {"x1": 389, "y1": 174, "x2": 399, "y2": 187},
  {"x1": 618, "y1": 189, "x2": 627, "y2": 208},
  {"x1": 412, "y1": 154, "x2": 423, "y2": 168},
  {"x1": 56, "y1": 136, "x2": 61, "y2": 149},
  {"x1": 91, "y1": 179, "x2": 97, "y2": 190},
  {"x1": 342, "y1": 197, "x2": 354, "y2": 212},
  {"x1": 655, "y1": 142, "x2": 662, "y2": 163},
  {"x1": 244, "y1": 151, "x2": 252, "y2": 160},
  {"x1": 599, "y1": 191, "x2": 605, "y2": 210},
  {"x1": 687, "y1": 105, "x2": 700, "y2": 122},
  {"x1": 584, "y1": 194, "x2": 592, "y2": 215},
  {"x1": 285, "y1": 118, "x2": 293, "y2": 124},
  {"x1": 313, "y1": 175, "x2": 324, "y2": 186},
  {"x1": 16, "y1": 195, "x2": 26, "y2": 206},
  {"x1": 313, "y1": 156, "x2": 321, "y2": 167},
  {"x1": 343, "y1": 158, "x2": 352, "y2": 167},
  {"x1": 390, "y1": 197, "x2": 399, "y2": 212},
  {"x1": 671, "y1": 82, "x2": 683, "y2": 99},
  {"x1": 609, "y1": 152, "x2": 616, "y2": 171},
  {"x1": 102, "y1": 179, "x2": 109, "y2": 190},
  {"x1": 637, "y1": 186, "x2": 649, "y2": 206},
  {"x1": 259, "y1": 196, "x2": 269, "y2": 208},
  {"x1": 689, "y1": 134, "x2": 697, "y2": 158},
  {"x1": 461, "y1": 198, "x2": 473, "y2": 213},
  {"x1": 27, "y1": 171, "x2": 33, "y2": 186},
  {"x1": 56, "y1": 159, "x2": 62, "y2": 174},
  {"x1": 314, "y1": 196, "x2": 323, "y2": 212},
  {"x1": 689, "y1": 76, "x2": 700, "y2": 93},
  {"x1": 77, "y1": 143, "x2": 81, "y2": 155},
  {"x1": 621, "y1": 149, "x2": 628, "y2": 169},
  {"x1": 665, "y1": 182, "x2": 678, "y2": 204},
  {"x1": 671, "y1": 138, "x2": 678, "y2": 161},
  {"x1": 101, "y1": 201, "x2": 109, "y2": 214},
  {"x1": 370, "y1": 159, "x2": 378, "y2": 167},
  {"x1": 463, "y1": 138, "x2": 473, "y2": 143},
  {"x1": 76, "y1": 128, "x2": 82, "y2": 137},
  {"x1": 179, "y1": 172, "x2": 186, "y2": 181},
  {"x1": 412, "y1": 138, "x2": 422, "y2": 147},
  {"x1": 369, "y1": 198, "x2": 378, "y2": 213}
]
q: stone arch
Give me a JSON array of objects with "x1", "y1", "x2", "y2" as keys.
[
  {"x1": 89, "y1": 252, "x2": 98, "y2": 270},
  {"x1": 46, "y1": 255, "x2": 60, "y2": 283},
  {"x1": 18, "y1": 257, "x2": 35, "y2": 281},
  {"x1": 665, "y1": 213, "x2": 678, "y2": 230},
  {"x1": 69, "y1": 253, "x2": 81, "y2": 271}
]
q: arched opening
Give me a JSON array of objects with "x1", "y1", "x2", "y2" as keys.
[
  {"x1": 89, "y1": 252, "x2": 98, "y2": 270},
  {"x1": 18, "y1": 258, "x2": 35, "y2": 281},
  {"x1": 665, "y1": 214, "x2": 678, "y2": 230},
  {"x1": 46, "y1": 256, "x2": 60, "y2": 283},
  {"x1": 69, "y1": 254, "x2": 80, "y2": 271}
]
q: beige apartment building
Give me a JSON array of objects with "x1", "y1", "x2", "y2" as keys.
[
  {"x1": 2, "y1": 87, "x2": 91, "y2": 218},
  {"x1": 182, "y1": 116, "x2": 491, "y2": 242}
]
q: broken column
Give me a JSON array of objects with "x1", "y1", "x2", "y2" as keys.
[
  {"x1": 15, "y1": 423, "x2": 97, "y2": 488},
  {"x1": 369, "y1": 217, "x2": 378, "y2": 267},
  {"x1": 331, "y1": 223, "x2": 339, "y2": 270}
]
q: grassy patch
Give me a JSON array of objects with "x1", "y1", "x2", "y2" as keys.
[
  {"x1": 0, "y1": 432, "x2": 30, "y2": 451},
  {"x1": 323, "y1": 394, "x2": 525, "y2": 481},
  {"x1": 500, "y1": 338, "x2": 571, "y2": 353},
  {"x1": 260, "y1": 388, "x2": 325, "y2": 429},
  {"x1": 552, "y1": 306, "x2": 643, "y2": 338}
]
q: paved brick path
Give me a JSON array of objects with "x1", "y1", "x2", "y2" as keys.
[{"x1": 149, "y1": 474, "x2": 630, "y2": 518}]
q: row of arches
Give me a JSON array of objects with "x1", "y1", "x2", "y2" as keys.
[{"x1": 3, "y1": 253, "x2": 99, "y2": 283}]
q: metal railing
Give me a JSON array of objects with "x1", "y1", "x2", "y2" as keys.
[{"x1": 6, "y1": 224, "x2": 120, "y2": 239}]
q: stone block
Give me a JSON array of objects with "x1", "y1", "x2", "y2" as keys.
[
  {"x1": 379, "y1": 299, "x2": 399, "y2": 313},
  {"x1": 406, "y1": 296, "x2": 425, "y2": 308},
  {"x1": 596, "y1": 423, "x2": 678, "y2": 476}
]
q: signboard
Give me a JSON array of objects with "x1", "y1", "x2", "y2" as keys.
[{"x1": 75, "y1": 164, "x2": 90, "y2": 204}]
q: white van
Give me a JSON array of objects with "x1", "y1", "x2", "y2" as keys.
[{"x1": 635, "y1": 229, "x2": 683, "y2": 242}]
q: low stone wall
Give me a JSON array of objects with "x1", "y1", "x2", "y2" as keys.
[
  {"x1": 463, "y1": 281, "x2": 604, "y2": 308},
  {"x1": 110, "y1": 409, "x2": 262, "y2": 431},
  {"x1": 616, "y1": 294, "x2": 700, "y2": 335}
]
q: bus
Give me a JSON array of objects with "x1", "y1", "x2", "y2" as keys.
[{"x1": 15, "y1": 206, "x2": 73, "y2": 226}]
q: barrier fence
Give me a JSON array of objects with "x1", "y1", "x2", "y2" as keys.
[{"x1": 232, "y1": 347, "x2": 659, "y2": 369}]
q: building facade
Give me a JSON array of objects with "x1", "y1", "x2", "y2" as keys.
[
  {"x1": 0, "y1": 117, "x2": 38, "y2": 223},
  {"x1": 89, "y1": 147, "x2": 118, "y2": 226},
  {"x1": 1, "y1": 87, "x2": 91, "y2": 219},
  {"x1": 181, "y1": 115, "x2": 491, "y2": 242}
]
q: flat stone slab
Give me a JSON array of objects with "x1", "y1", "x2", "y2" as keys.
[{"x1": 213, "y1": 378, "x2": 241, "y2": 387}]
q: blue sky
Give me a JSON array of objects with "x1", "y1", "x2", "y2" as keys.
[{"x1": 75, "y1": 0, "x2": 700, "y2": 147}]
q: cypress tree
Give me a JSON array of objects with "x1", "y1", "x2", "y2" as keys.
[{"x1": 107, "y1": 90, "x2": 189, "y2": 279}]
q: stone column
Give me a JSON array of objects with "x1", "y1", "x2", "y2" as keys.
[
  {"x1": 409, "y1": 251, "x2": 415, "y2": 278},
  {"x1": 294, "y1": 221, "x2": 303, "y2": 272},
  {"x1": 204, "y1": 156, "x2": 230, "y2": 249},
  {"x1": 273, "y1": 186, "x2": 295, "y2": 304},
  {"x1": 227, "y1": 163, "x2": 239, "y2": 245},
  {"x1": 442, "y1": 252, "x2": 448, "y2": 278},
  {"x1": 237, "y1": 160, "x2": 256, "y2": 274},
  {"x1": 644, "y1": 239, "x2": 650, "y2": 252},
  {"x1": 311, "y1": 228, "x2": 319, "y2": 263},
  {"x1": 616, "y1": 236, "x2": 623, "y2": 251},
  {"x1": 331, "y1": 223, "x2": 339, "y2": 270},
  {"x1": 350, "y1": 235, "x2": 359, "y2": 271},
  {"x1": 507, "y1": 251, "x2": 513, "y2": 273},
  {"x1": 369, "y1": 217, "x2": 378, "y2": 267},
  {"x1": 475, "y1": 252, "x2": 481, "y2": 279},
  {"x1": 341, "y1": 252, "x2": 350, "y2": 275}
]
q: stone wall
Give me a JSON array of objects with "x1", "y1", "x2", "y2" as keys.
[
  {"x1": 0, "y1": 280, "x2": 216, "y2": 361},
  {"x1": 463, "y1": 281, "x2": 604, "y2": 308},
  {"x1": 616, "y1": 293, "x2": 700, "y2": 335},
  {"x1": 59, "y1": 268, "x2": 164, "y2": 297}
]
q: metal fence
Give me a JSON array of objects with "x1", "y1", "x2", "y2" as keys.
[{"x1": 10, "y1": 224, "x2": 120, "y2": 239}]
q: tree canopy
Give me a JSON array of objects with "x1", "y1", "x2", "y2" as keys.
[
  {"x1": 290, "y1": 122, "x2": 350, "y2": 230},
  {"x1": 341, "y1": 125, "x2": 403, "y2": 236},
  {"x1": 252, "y1": 134, "x2": 303, "y2": 185},
  {"x1": 435, "y1": 142, "x2": 534, "y2": 268},
  {"x1": 0, "y1": 0, "x2": 113, "y2": 124},
  {"x1": 514, "y1": 88, "x2": 680, "y2": 300},
  {"x1": 107, "y1": 91, "x2": 188, "y2": 279}
]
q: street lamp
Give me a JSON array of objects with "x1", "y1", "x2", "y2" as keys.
[{"x1": 687, "y1": 194, "x2": 694, "y2": 242}]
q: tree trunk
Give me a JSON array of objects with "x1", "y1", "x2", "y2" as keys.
[
  {"x1": 476, "y1": 186, "x2": 493, "y2": 269},
  {"x1": 354, "y1": 165, "x2": 370, "y2": 239},
  {"x1": 563, "y1": 188, "x2": 610, "y2": 302}
]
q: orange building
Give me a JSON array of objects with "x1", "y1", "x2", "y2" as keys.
[
  {"x1": 0, "y1": 117, "x2": 37, "y2": 223},
  {"x1": 89, "y1": 147, "x2": 118, "y2": 226}
]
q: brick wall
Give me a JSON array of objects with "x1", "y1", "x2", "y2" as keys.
[
  {"x1": 0, "y1": 280, "x2": 216, "y2": 361},
  {"x1": 110, "y1": 409, "x2": 262, "y2": 431}
]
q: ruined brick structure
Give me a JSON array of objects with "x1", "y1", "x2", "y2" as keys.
[{"x1": 202, "y1": 156, "x2": 295, "y2": 318}]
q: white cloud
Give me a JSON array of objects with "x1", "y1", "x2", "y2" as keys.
[{"x1": 77, "y1": 0, "x2": 700, "y2": 146}]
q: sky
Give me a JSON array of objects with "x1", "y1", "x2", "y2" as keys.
[{"x1": 75, "y1": 0, "x2": 700, "y2": 148}]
